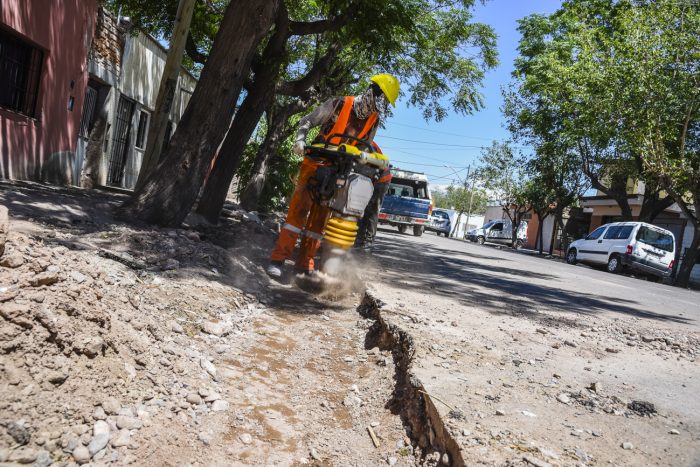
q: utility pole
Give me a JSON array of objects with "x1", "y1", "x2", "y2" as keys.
[
  {"x1": 135, "y1": 0, "x2": 196, "y2": 191},
  {"x1": 465, "y1": 169, "x2": 476, "y2": 232}
]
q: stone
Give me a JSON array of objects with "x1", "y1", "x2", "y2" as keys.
[
  {"x1": 47, "y1": 371, "x2": 69, "y2": 385},
  {"x1": 161, "y1": 258, "x2": 180, "y2": 270},
  {"x1": 202, "y1": 321, "x2": 231, "y2": 337},
  {"x1": 557, "y1": 393, "x2": 571, "y2": 404},
  {"x1": 564, "y1": 340, "x2": 576, "y2": 347},
  {"x1": 441, "y1": 452, "x2": 450, "y2": 465},
  {"x1": 0, "y1": 254, "x2": 25, "y2": 268},
  {"x1": 211, "y1": 400, "x2": 229, "y2": 412},
  {"x1": 310, "y1": 448, "x2": 321, "y2": 460},
  {"x1": 641, "y1": 335, "x2": 656, "y2": 343},
  {"x1": 29, "y1": 272, "x2": 60, "y2": 287},
  {"x1": 200, "y1": 358, "x2": 217, "y2": 379},
  {"x1": 387, "y1": 456, "x2": 398, "y2": 465},
  {"x1": 0, "y1": 302, "x2": 33, "y2": 328},
  {"x1": 115, "y1": 416, "x2": 142, "y2": 430},
  {"x1": 495, "y1": 409, "x2": 505, "y2": 416},
  {"x1": 88, "y1": 432, "x2": 110, "y2": 456},
  {"x1": 239, "y1": 433, "x2": 253, "y2": 445},
  {"x1": 93, "y1": 406, "x2": 107, "y2": 420},
  {"x1": 669, "y1": 429, "x2": 680, "y2": 435},
  {"x1": 101, "y1": 397, "x2": 121, "y2": 415},
  {"x1": 8, "y1": 447, "x2": 38, "y2": 464},
  {"x1": 72, "y1": 445, "x2": 91, "y2": 464},
  {"x1": 186, "y1": 393, "x2": 203, "y2": 405},
  {"x1": 70, "y1": 271, "x2": 88, "y2": 283},
  {"x1": 587, "y1": 381, "x2": 601, "y2": 393},
  {"x1": 522, "y1": 410, "x2": 537, "y2": 417},
  {"x1": 82, "y1": 336, "x2": 104, "y2": 358},
  {"x1": 170, "y1": 321, "x2": 184, "y2": 334},
  {"x1": 93, "y1": 420, "x2": 110, "y2": 436},
  {"x1": 34, "y1": 449, "x2": 51, "y2": 467},
  {"x1": 6, "y1": 421, "x2": 30, "y2": 445},
  {"x1": 621, "y1": 442, "x2": 634, "y2": 450},
  {"x1": 198, "y1": 432, "x2": 212, "y2": 445},
  {"x1": 111, "y1": 429, "x2": 131, "y2": 448}
]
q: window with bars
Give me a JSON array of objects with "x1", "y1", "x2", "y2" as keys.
[
  {"x1": 134, "y1": 110, "x2": 149, "y2": 149},
  {"x1": 0, "y1": 27, "x2": 43, "y2": 117}
]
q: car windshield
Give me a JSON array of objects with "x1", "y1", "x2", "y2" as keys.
[
  {"x1": 388, "y1": 179, "x2": 429, "y2": 199},
  {"x1": 636, "y1": 226, "x2": 674, "y2": 252}
]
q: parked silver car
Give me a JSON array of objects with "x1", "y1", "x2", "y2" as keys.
[{"x1": 566, "y1": 222, "x2": 675, "y2": 278}]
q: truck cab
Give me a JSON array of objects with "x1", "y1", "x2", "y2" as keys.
[{"x1": 378, "y1": 169, "x2": 432, "y2": 236}]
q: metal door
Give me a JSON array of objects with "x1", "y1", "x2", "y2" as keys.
[
  {"x1": 107, "y1": 95, "x2": 135, "y2": 187},
  {"x1": 74, "y1": 84, "x2": 98, "y2": 185}
]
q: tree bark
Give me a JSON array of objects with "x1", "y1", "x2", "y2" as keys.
[
  {"x1": 195, "y1": 12, "x2": 289, "y2": 223},
  {"x1": 675, "y1": 224, "x2": 700, "y2": 288},
  {"x1": 80, "y1": 107, "x2": 109, "y2": 189},
  {"x1": 239, "y1": 101, "x2": 299, "y2": 211},
  {"x1": 136, "y1": 0, "x2": 197, "y2": 192},
  {"x1": 120, "y1": 0, "x2": 279, "y2": 226}
]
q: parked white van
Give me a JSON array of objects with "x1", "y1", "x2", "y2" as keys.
[{"x1": 566, "y1": 222, "x2": 675, "y2": 279}]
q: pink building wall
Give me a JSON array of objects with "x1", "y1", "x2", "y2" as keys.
[{"x1": 0, "y1": 0, "x2": 98, "y2": 182}]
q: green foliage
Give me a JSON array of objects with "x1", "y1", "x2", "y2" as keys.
[{"x1": 432, "y1": 185, "x2": 487, "y2": 215}]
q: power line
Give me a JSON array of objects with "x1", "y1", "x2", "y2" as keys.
[
  {"x1": 390, "y1": 159, "x2": 471, "y2": 168},
  {"x1": 389, "y1": 122, "x2": 497, "y2": 141},
  {"x1": 378, "y1": 134, "x2": 529, "y2": 150},
  {"x1": 377, "y1": 134, "x2": 487, "y2": 148}
]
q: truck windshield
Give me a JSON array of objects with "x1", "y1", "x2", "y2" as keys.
[{"x1": 388, "y1": 179, "x2": 429, "y2": 199}]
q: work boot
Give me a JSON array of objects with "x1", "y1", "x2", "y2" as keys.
[{"x1": 266, "y1": 261, "x2": 284, "y2": 279}]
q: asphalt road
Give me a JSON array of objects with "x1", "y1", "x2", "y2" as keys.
[{"x1": 371, "y1": 227, "x2": 699, "y2": 330}]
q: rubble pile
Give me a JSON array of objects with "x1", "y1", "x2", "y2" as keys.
[{"x1": 0, "y1": 219, "x2": 271, "y2": 465}]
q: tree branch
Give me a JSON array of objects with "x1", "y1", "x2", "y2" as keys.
[
  {"x1": 277, "y1": 43, "x2": 341, "y2": 96},
  {"x1": 186, "y1": 33, "x2": 208, "y2": 64}
]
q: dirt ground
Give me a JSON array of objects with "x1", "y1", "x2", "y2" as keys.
[
  {"x1": 0, "y1": 182, "x2": 417, "y2": 466},
  {"x1": 1, "y1": 181, "x2": 699, "y2": 467}
]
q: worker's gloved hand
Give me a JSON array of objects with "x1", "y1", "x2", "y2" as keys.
[{"x1": 293, "y1": 141, "x2": 305, "y2": 156}]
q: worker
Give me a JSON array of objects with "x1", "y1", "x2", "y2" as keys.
[
  {"x1": 354, "y1": 143, "x2": 392, "y2": 250},
  {"x1": 267, "y1": 74, "x2": 400, "y2": 278}
]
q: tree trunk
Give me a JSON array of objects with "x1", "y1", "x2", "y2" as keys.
[
  {"x1": 80, "y1": 107, "x2": 109, "y2": 189},
  {"x1": 537, "y1": 214, "x2": 546, "y2": 255},
  {"x1": 135, "y1": 0, "x2": 196, "y2": 192},
  {"x1": 674, "y1": 224, "x2": 699, "y2": 288},
  {"x1": 549, "y1": 207, "x2": 564, "y2": 256},
  {"x1": 195, "y1": 14, "x2": 289, "y2": 223},
  {"x1": 638, "y1": 191, "x2": 674, "y2": 223},
  {"x1": 120, "y1": 0, "x2": 279, "y2": 226},
  {"x1": 239, "y1": 103, "x2": 296, "y2": 211},
  {"x1": 450, "y1": 211, "x2": 463, "y2": 237}
]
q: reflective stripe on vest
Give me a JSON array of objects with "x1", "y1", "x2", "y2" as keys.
[
  {"x1": 322, "y1": 96, "x2": 378, "y2": 146},
  {"x1": 282, "y1": 223, "x2": 302, "y2": 234}
]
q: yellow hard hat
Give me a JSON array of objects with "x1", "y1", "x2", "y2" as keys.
[{"x1": 370, "y1": 74, "x2": 400, "y2": 106}]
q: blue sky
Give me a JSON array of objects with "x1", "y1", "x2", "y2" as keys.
[{"x1": 378, "y1": 0, "x2": 562, "y2": 187}]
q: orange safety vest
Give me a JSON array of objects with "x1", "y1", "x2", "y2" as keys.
[{"x1": 321, "y1": 96, "x2": 378, "y2": 146}]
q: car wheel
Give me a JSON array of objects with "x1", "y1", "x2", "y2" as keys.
[
  {"x1": 413, "y1": 225, "x2": 424, "y2": 237},
  {"x1": 398, "y1": 225, "x2": 408, "y2": 234},
  {"x1": 566, "y1": 249, "x2": 577, "y2": 265},
  {"x1": 607, "y1": 254, "x2": 622, "y2": 274},
  {"x1": 477, "y1": 236, "x2": 485, "y2": 245}
]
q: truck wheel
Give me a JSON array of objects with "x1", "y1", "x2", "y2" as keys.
[
  {"x1": 398, "y1": 225, "x2": 408, "y2": 234},
  {"x1": 413, "y1": 226, "x2": 424, "y2": 237},
  {"x1": 566, "y1": 249, "x2": 577, "y2": 265},
  {"x1": 607, "y1": 254, "x2": 622, "y2": 274},
  {"x1": 477, "y1": 236, "x2": 485, "y2": 245}
]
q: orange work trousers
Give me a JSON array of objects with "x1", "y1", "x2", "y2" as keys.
[{"x1": 270, "y1": 157, "x2": 331, "y2": 272}]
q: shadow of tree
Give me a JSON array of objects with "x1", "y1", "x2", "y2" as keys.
[{"x1": 369, "y1": 232, "x2": 692, "y2": 326}]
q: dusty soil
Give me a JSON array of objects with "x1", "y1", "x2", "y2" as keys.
[
  {"x1": 0, "y1": 182, "x2": 417, "y2": 466},
  {"x1": 2, "y1": 181, "x2": 699, "y2": 467},
  {"x1": 360, "y1": 232, "x2": 700, "y2": 467}
]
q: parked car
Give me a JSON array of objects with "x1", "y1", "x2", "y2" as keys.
[
  {"x1": 378, "y1": 169, "x2": 432, "y2": 237},
  {"x1": 466, "y1": 219, "x2": 528, "y2": 248},
  {"x1": 566, "y1": 222, "x2": 675, "y2": 279},
  {"x1": 426, "y1": 209, "x2": 451, "y2": 237}
]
